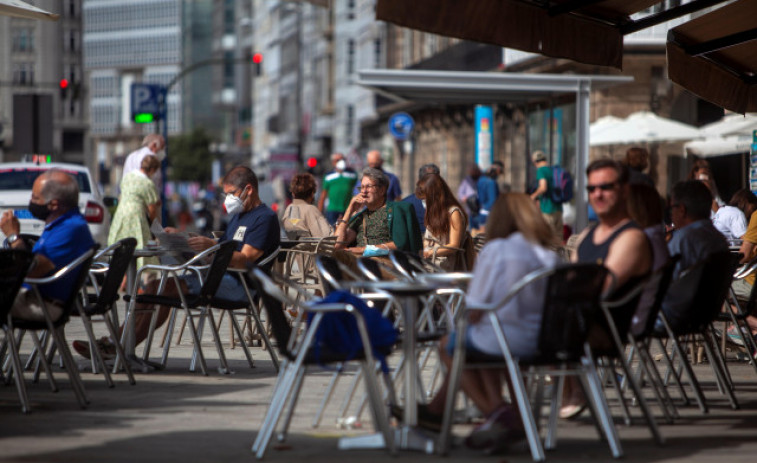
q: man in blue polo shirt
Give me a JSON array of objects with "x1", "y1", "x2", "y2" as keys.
[
  {"x1": 1, "y1": 170, "x2": 95, "y2": 322},
  {"x1": 353, "y1": 150, "x2": 402, "y2": 202},
  {"x1": 73, "y1": 165, "x2": 280, "y2": 359}
]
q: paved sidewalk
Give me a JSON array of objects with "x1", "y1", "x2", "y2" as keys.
[{"x1": 3, "y1": 309, "x2": 757, "y2": 463}]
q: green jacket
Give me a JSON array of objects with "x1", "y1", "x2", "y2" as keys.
[{"x1": 348, "y1": 201, "x2": 422, "y2": 255}]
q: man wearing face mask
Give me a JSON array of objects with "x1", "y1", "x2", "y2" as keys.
[
  {"x1": 72, "y1": 165, "x2": 280, "y2": 360},
  {"x1": 318, "y1": 152, "x2": 357, "y2": 226},
  {"x1": 1, "y1": 170, "x2": 95, "y2": 323}
]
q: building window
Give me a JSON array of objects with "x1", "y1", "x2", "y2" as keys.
[
  {"x1": 12, "y1": 63, "x2": 34, "y2": 85},
  {"x1": 346, "y1": 105, "x2": 354, "y2": 145},
  {"x1": 346, "y1": 0, "x2": 355, "y2": 20},
  {"x1": 374, "y1": 38, "x2": 382, "y2": 68},
  {"x1": 12, "y1": 28, "x2": 34, "y2": 52},
  {"x1": 347, "y1": 39, "x2": 355, "y2": 75}
]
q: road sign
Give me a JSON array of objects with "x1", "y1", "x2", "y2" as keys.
[
  {"x1": 131, "y1": 83, "x2": 164, "y2": 123},
  {"x1": 388, "y1": 112, "x2": 414, "y2": 140}
]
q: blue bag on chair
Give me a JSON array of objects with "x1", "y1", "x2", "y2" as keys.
[{"x1": 308, "y1": 290, "x2": 397, "y2": 372}]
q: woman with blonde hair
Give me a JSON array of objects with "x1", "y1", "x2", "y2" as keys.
[
  {"x1": 417, "y1": 173, "x2": 468, "y2": 270},
  {"x1": 397, "y1": 193, "x2": 559, "y2": 451}
]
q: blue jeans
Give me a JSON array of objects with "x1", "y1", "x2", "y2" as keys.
[
  {"x1": 326, "y1": 211, "x2": 344, "y2": 226},
  {"x1": 183, "y1": 272, "x2": 248, "y2": 302}
]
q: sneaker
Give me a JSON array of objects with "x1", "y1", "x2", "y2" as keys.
[
  {"x1": 389, "y1": 404, "x2": 443, "y2": 433},
  {"x1": 465, "y1": 405, "x2": 525, "y2": 451},
  {"x1": 726, "y1": 326, "x2": 746, "y2": 347},
  {"x1": 73, "y1": 338, "x2": 116, "y2": 361}
]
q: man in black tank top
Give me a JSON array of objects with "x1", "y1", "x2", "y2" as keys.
[{"x1": 560, "y1": 159, "x2": 652, "y2": 420}]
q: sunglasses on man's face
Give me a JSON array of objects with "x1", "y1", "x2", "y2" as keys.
[{"x1": 586, "y1": 182, "x2": 618, "y2": 193}]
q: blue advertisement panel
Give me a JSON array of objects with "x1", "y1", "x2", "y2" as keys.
[{"x1": 475, "y1": 105, "x2": 494, "y2": 170}]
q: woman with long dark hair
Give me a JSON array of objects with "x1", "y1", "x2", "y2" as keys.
[{"x1": 417, "y1": 173, "x2": 468, "y2": 270}]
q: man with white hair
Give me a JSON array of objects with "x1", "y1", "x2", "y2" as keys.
[
  {"x1": 122, "y1": 134, "x2": 165, "y2": 193},
  {"x1": 353, "y1": 150, "x2": 402, "y2": 201}
]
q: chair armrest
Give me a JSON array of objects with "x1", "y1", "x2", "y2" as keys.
[{"x1": 25, "y1": 248, "x2": 96, "y2": 285}]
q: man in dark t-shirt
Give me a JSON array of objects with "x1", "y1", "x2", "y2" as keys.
[{"x1": 74, "y1": 166, "x2": 280, "y2": 359}]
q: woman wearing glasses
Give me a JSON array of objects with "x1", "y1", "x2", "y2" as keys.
[{"x1": 334, "y1": 167, "x2": 422, "y2": 255}]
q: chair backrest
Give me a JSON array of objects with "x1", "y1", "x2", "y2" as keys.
[
  {"x1": 537, "y1": 263, "x2": 609, "y2": 361},
  {"x1": 672, "y1": 250, "x2": 736, "y2": 333},
  {"x1": 60, "y1": 246, "x2": 98, "y2": 319},
  {"x1": 198, "y1": 240, "x2": 237, "y2": 299},
  {"x1": 92, "y1": 238, "x2": 137, "y2": 310},
  {"x1": 315, "y1": 254, "x2": 345, "y2": 293},
  {"x1": 389, "y1": 250, "x2": 425, "y2": 279},
  {"x1": 0, "y1": 249, "x2": 35, "y2": 319},
  {"x1": 357, "y1": 257, "x2": 383, "y2": 282},
  {"x1": 631, "y1": 255, "x2": 680, "y2": 338}
]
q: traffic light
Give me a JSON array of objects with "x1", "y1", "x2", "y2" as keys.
[
  {"x1": 252, "y1": 53, "x2": 263, "y2": 76},
  {"x1": 59, "y1": 78, "x2": 69, "y2": 100},
  {"x1": 307, "y1": 157, "x2": 318, "y2": 169}
]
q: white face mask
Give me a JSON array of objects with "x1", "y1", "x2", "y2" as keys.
[
  {"x1": 421, "y1": 199, "x2": 427, "y2": 209},
  {"x1": 224, "y1": 189, "x2": 246, "y2": 215},
  {"x1": 335, "y1": 160, "x2": 347, "y2": 171}
]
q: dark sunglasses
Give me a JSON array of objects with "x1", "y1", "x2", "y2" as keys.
[{"x1": 586, "y1": 182, "x2": 617, "y2": 193}]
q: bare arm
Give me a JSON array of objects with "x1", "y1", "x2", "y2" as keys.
[
  {"x1": 317, "y1": 189, "x2": 327, "y2": 212},
  {"x1": 424, "y1": 209, "x2": 465, "y2": 259},
  {"x1": 603, "y1": 228, "x2": 652, "y2": 291},
  {"x1": 739, "y1": 239, "x2": 755, "y2": 264},
  {"x1": 530, "y1": 178, "x2": 548, "y2": 201}
]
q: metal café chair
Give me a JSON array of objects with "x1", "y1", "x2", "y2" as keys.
[
  {"x1": 248, "y1": 267, "x2": 395, "y2": 459},
  {"x1": 72, "y1": 237, "x2": 137, "y2": 387},
  {"x1": 647, "y1": 251, "x2": 738, "y2": 414},
  {"x1": 119, "y1": 241, "x2": 236, "y2": 375},
  {"x1": 5, "y1": 247, "x2": 96, "y2": 411},
  {"x1": 439, "y1": 263, "x2": 619, "y2": 460},
  {"x1": 0, "y1": 249, "x2": 36, "y2": 413}
]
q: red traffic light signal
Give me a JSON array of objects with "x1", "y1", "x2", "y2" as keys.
[
  {"x1": 307, "y1": 157, "x2": 318, "y2": 169},
  {"x1": 252, "y1": 53, "x2": 263, "y2": 64},
  {"x1": 59, "y1": 79, "x2": 69, "y2": 89}
]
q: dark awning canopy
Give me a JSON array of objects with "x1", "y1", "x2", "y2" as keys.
[{"x1": 375, "y1": 0, "x2": 756, "y2": 113}]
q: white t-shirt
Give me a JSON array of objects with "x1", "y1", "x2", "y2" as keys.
[
  {"x1": 122, "y1": 146, "x2": 162, "y2": 193},
  {"x1": 466, "y1": 232, "x2": 559, "y2": 357},
  {"x1": 712, "y1": 205, "x2": 747, "y2": 240}
]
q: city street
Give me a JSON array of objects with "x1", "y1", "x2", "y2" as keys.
[{"x1": 3, "y1": 306, "x2": 757, "y2": 463}]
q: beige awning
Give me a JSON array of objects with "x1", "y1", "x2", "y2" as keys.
[
  {"x1": 667, "y1": 0, "x2": 757, "y2": 114},
  {"x1": 0, "y1": 0, "x2": 58, "y2": 21}
]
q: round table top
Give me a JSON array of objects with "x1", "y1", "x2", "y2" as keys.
[{"x1": 347, "y1": 280, "x2": 438, "y2": 296}]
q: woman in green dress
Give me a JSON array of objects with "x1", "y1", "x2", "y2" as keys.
[{"x1": 108, "y1": 155, "x2": 161, "y2": 271}]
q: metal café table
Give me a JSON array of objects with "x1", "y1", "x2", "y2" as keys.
[
  {"x1": 339, "y1": 279, "x2": 439, "y2": 454},
  {"x1": 116, "y1": 246, "x2": 167, "y2": 372}
]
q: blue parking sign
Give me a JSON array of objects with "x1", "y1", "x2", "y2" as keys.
[{"x1": 131, "y1": 83, "x2": 163, "y2": 121}]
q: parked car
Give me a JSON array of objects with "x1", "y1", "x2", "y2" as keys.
[{"x1": 0, "y1": 162, "x2": 111, "y2": 245}]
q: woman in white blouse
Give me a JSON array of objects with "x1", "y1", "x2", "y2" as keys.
[{"x1": 398, "y1": 193, "x2": 559, "y2": 451}]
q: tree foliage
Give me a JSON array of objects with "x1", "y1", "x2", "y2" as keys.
[{"x1": 167, "y1": 128, "x2": 214, "y2": 183}]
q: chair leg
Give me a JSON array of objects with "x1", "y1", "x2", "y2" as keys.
[
  {"x1": 103, "y1": 316, "x2": 136, "y2": 385},
  {"x1": 667, "y1": 334, "x2": 707, "y2": 413},
  {"x1": 183, "y1": 307, "x2": 209, "y2": 375},
  {"x1": 51, "y1": 327, "x2": 89, "y2": 408},
  {"x1": 78, "y1": 311, "x2": 115, "y2": 388},
  {"x1": 229, "y1": 312, "x2": 256, "y2": 369},
  {"x1": 312, "y1": 370, "x2": 341, "y2": 428},
  {"x1": 29, "y1": 330, "x2": 58, "y2": 393},
  {"x1": 252, "y1": 362, "x2": 301, "y2": 459},
  {"x1": 655, "y1": 338, "x2": 690, "y2": 406},
  {"x1": 4, "y1": 325, "x2": 30, "y2": 413},
  {"x1": 580, "y1": 355, "x2": 623, "y2": 458},
  {"x1": 246, "y1": 302, "x2": 279, "y2": 372},
  {"x1": 277, "y1": 367, "x2": 307, "y2": 443},
  {"x1": 614, "y1": 352, "x2": 664, "y2": 445},
  {"x1": 635, "y1": 340, "x2": 677, "y2": 422},
  {"x1": 701, "y1": 332, "x2": 739, "y2": 410}
]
